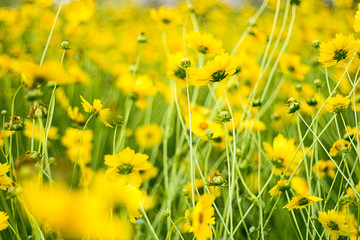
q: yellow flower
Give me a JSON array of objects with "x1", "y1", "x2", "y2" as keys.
[
  {"x1": 104, "y1": 147, "x2": 152, "y2": 187},
  {"x1": 190, "y1": 53, "x2": 238, "y2": 86},
  {"x1": 313, "y1": 160, "x2": 336, "y2": 178},
  {"x1": 55, "y1": 88, "x2": 70, "y2": 110},
  {"x1": 183, "y1": 194, "x2": 216, "y2": 240},
  {"x1": 279, "y1": 53, "x2": 310, "y2": 81},
  {"x1": 186, "y1": 112, "x2": 223, "y2": 139},
  {"x1": 0, "y1": 130, "x2": 12, "y2": 146},
  {"x1": 150, "y1": 7, "x2": 181, "y2": 28},
  {"x1": 325, "y1": 94, "x2": 350, "y2": 114},
  {"x1": 24, "y1": 119, "x2": 59, "y2": 141},
  {"x1": 67, "y1": 106, "x2": 86, "y2": 125},
  {"x1": 318, "y1": 34, "x2": 360, "y2": 67},
  {"x1": 263, "y1": 134, "x2": 303, "y2": 176},
  {"x1": 0, "y1": 211, "x2": 8, "y2": 231},
  {"x1": 283, "y1": 193, "x2": 322, "y2": 210},
  {"x1": 318, "y1": 210, "x2": 350, "y2": 240},
  {"x1": 239, "y1": 118, "x2": 267, "y2": 132},
  {"x1": 135, "y1": 124, "x2": 162, "y2": 149},
  {"x1": 61, "y1": 127, "x2": 93, "y2": 165},
  {"x1": 355, "y1": 4, "x2": 360, "y2": 32},
  {"x1": 80, "y1": 95, "x2": 112, "y2": 128},
  {"x1": 186, "y1": 31, "x2": 224, "y2": 56},
  {"x1": 269, "y1": 179, "x2": 289, "y2": 196},
  {"x1": 329, "y1": 139, "x2": 350, "y2": 157},
  {"x1": 0, "y1": 163, "x2": 12, "y2": 191},
  {"x1": 291, "y1": 176, "x2": 309, "y2": 194}
]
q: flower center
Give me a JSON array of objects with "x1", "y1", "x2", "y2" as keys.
[
  {"x1": 118, "y1": 164, "x2": 134, "y2": 175},
  {"x1": 333, "y1": 49, "x2": 349, "y2": 62},
  {"x1": 174, "y1": 66, "x2": 186, "y2": 79},
  {"x1": 287, "y1": 66, "x2": 295, "y2": 72},
  {"x1": 211, "y1": 70, "x2": 228, "y2": 82},
  {"x1": 162, "y1": 18, "x2": 170, "y2": 24},
  {"x1": 199, "y1": 122, "x2": 208, "y2": 130},
  {"x1": 298, "y1": 198, "x2": 309, "y2": 206},
  {"x1": 327, "y1": 221, "x2": 339, "y2": 230},
  {"x1": 198, "y1": 46, "x2": 208, "y2": 54},
  {"x1": 271, "y1": 157, "x2": 284, "y2": 168}
]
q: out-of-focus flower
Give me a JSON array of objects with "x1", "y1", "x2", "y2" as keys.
[
  {"x1": 135, "y1": 124, "x2": 162, "y2": 149},
  {"x1": 325, "y1": 94, "x2": 350, "y2": 114},
  {"x1": 186, "y1": 31, "x2": 224, "y2": 56},
  {"x1": 183, "y1": 194, "x2": 216, "y2": 240}
]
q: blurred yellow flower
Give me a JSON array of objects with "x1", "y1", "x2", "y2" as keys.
[
  {"x1": 150, "y1": 7, "x2": 182, "y2": 28},
  {"x1": 0, "y1": 163, "x2": 12, "y2": 191},
  {"x1": 329, "y1": 139, "x2": 350, "y2": 157},
  {"x1": 269, "y1": 179, "x2": 289, "y2": 196},
  {"x1": 61, "y1": 127, "x2": 93, "y2": 165},
  {"x1": 279, "y1": 53, "x2": 310, "y2": 81},
  {"x1": 24, "y1": 119, "x2": 59, "y2": 141},
  {"x1": 135, "y1": 123, "x2": 162, "y2": 149},
  {"x1": 183, "y1": 194, "x2": 216, "y2": 240},
  {"x1": 186, "y1": 31, "x2": 224, "y2": 56},
  {"x1": 263, "y1": 134, "x2": 302, "y2": 176},
  {"x1": 0, "y1": 211, "x2": 8, "y2": 231},
  {"x1": 312, "y1": 160, "x2": 336, "y2": 178}
]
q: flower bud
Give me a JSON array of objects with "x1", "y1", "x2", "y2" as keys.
[
  {"x1": 206, "y1": 129, "x2": 213, "y2": 139},
  {"x1": 208, "y1": 170, "x2": 228, "y2": 187},
  {"x1": 306, "y1": 96, "x2": 318, "y2": 107},
  {"x1": 287, "y1": 98, "x2": 301, "y2": 114},
  {"x1": 340, "y1": 194, "x2": 353, "y2": 205},
  {"x1": 314, "y1": 79, "x2": 322, "y2": 88},
  {"x1": 1, "y1": 110, "x2": 6, "y2": 115},
  {"x1": 252, "y1": 98, "x2": 262, "y2": 107},
  {"x1": 114, "y1": 115, "x2": 126, "y2": 126},
  {"x1": 29, "y1": 102, "x2": 47, "y2": 119},
  {"x1": 312, "y1": 40, "x2": 320, "y2": 49},
  {"x1": 295, "y1": 84, "x2": 302, "y2": 92},
  {"x1": 60, "y1": 41, "x2": 71, "y2": 50},
  {"x1": 216, "y1": 111, "x2": 232, "y2": 123},
  {"x1": 137, "y1": 32, "x2": 147, "y2": 44},
  {"x1": 180, "y1": 58, "x2": 192, "y2": 69},
  {"x1": 5, "y1": 116, "x2": 25, "y2": 131},
  {"x1": 161, "y1": 209, "x2": 171, "y2": 218}
]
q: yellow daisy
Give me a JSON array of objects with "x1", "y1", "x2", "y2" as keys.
[
  {"x1": 325, "y1": 94, "x2": 350, "y2": 114},
  {"x1": 186, "y1": 31, "x2": 224, "y2": 56},
  {"x1": 283, "y1": 193, "x2": 323, "y2": 210},
  {"x1": 0, "y1": 211, "x2": 8, "y2": 231},
  {"x1": 80, "y1": 95, "x2": 112, "y2": 127},
  {"x1": 183, "y1": 194, "x2": 216, "y2": 240},
  {"x1": 318, "y1": 34, "x2": 360, "y2": 67},
  {"x1": 318, "y1": 210, "x2": 350, "y2": 239},
  {"x1": 104, "y1": 147, "x2": 152, "y2": 187}
]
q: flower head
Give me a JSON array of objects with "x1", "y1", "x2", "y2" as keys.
[
  {"x1": 190, "y1": 53, "x2": 238, "y2": 86},
  {"x1": 318, "y1": 210, "x2": 351, "y2": 239},
  {"x1": 325, "y1": 94, "x2": 350, "y2": 114},
  {"x1": 183, "y1": 194, "x2": 216, "y2": 240},
  {"x1": 186, "y1": 31, "x2": 224, "y2": 56},
  {"x1": 105, "y1": 147, "x2": 152, "y2": 187},
  {"x1": 283, "y1": 193, "x2": 323, "y2": 210},
  {"x1": 80, "y1": 95, "x2": 112, "y2": 127},
  {"x1": 135, "y1": 124, "x2": 163, "y2": 149},
  {"x1": 0, "y1": 211, "x2": 8, "y2": 231},
  {"x1": 318, "y1": 34, "x2": 360, "y2": 67},
  {"x1": 269, "y1": 179, "x2": 289, "y2": 196}
]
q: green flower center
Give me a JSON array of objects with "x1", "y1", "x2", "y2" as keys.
[
  {"x1": 118, "y1": 164, "x2": 134, "y2": 175},
  {"x1": 174, "y1": 66, "x2": 186, "y2": 79},
  {"x1": 211, "y1": 70, "x2": 228, "y2": 82},
  {"x1": 198, "y1": 46, "x2": 208, "y2": 54},
  {"x1": 327, "y1": 221, "x2": 339, "y2": 230},
  {"x1": 287, "y1": 66, "x2": 295, "y2": 73},
  {"x1": 271, "y1": 158, "x2": 284, "y2": 168},
  {"x1": 333, "y1": 49, "x2": 349, "y2": 62},
  {"x1": 162, "y1": 18, "x2": 170, "y2": 24},
  {"x1": 298, "y1": 198, "x2": 309, "y2": 206}
]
